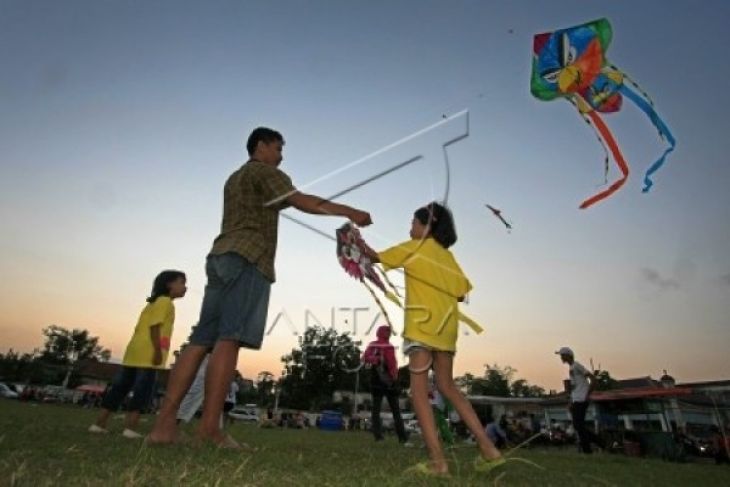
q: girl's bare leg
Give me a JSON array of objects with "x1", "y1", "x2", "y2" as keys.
[
  {"x1": 94, "y1": 408, "x2": 112, "y2": 429},
  {"x1": 433, "y1": 352, "x2": 501, "y2": 460},
  {"x1": 125, "y1": 410, "x2": 141, "y2": 430},
  {"x1": 409, "y1": 349, "x2": 448, "y2": 474}
]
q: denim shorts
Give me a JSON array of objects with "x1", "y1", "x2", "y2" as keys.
[
  {"x1": 101, "y1": 366, "x2": 157, "y2": 412},
  {"x1": 188, "y1": 252, "x2": 271, "y2": 349}
]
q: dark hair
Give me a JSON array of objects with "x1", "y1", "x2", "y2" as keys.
[
  {"x1": 246, "y1": 127, "x2": 284, "y2": 156},
  {"x1": 147, "y1": 270, "x2": 186, "y2": 303},
  {"x1": 414, "y1": 201, "x2": 457, "y2": 248}
]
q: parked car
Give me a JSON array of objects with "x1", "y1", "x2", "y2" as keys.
[
  {"x1": 39, "y1": 385, "x2": 74, "y2": 403},
  {"x1": 228, "y1": 405, "x2": 259, "y2": 422},
  {"x1": 0, "y1": 382, "x2": 19, "y2": 399}
]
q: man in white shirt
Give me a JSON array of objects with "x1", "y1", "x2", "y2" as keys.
[{"x1": 556, "y1": 346, "x2": 603, "y2": 453}]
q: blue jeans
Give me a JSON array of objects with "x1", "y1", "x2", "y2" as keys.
[
  {"x1": 101, "y1": 366, "x2": 157, "y2": 412},
  {"x1": 188, "y1": 252, "x2": 271, "y2": 349}
]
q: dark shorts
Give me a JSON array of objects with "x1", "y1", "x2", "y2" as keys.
[
  {"x1": 188, "y1": 252, "x2": 272, "y2": 349},
  {"x1": 101, "y1": 366, "x2": 157, "y2": 412},
  {"x1": 223, "y1": 402, "x2": 235, "y2": 413}
]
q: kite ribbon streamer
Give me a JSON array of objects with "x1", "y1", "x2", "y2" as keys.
[
  {"x1": 618, "y1": 84, "x2": 676, "y2": 193},
  {"x1": 579, "y1": 108, "x2": 630, "y2": 209},
  {"x1": 361, "y1": 280, "x2": 395, "y2": 330}
]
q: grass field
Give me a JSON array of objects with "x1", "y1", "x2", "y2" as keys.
[{"x1": 1, "y1": 400, "x2": 729, "y2": 486}]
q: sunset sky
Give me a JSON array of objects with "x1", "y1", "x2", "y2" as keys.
[{"x1": 2, "y1": 0, "x2": 729, "y2": 391}]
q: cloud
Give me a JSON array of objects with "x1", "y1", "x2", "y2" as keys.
[{"x1": 640, "y1": 267, "x2": 680, "y2": 291}]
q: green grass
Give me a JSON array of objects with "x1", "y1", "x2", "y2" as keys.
[{"x1": 1, "y1": 400, "x2": 728, "y2": 486}]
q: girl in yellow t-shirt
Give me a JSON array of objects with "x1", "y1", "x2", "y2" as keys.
[
  {"x1": 366, "y1": 202, "x2": 503, "y2": 476},
  {"x1": 89, "y1": 270, "x2": 187, "y2": 439}
]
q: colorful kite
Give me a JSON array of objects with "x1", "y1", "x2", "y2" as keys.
[
  {"x1": 336, "y1": 223, "x2": 401, "y2": 328},
  {"x1": 531, "y1": 18, "x2": 676, "y2": 209},
  {"x1": 336, "y1": 223, "x2": 484, "y2": 334}
]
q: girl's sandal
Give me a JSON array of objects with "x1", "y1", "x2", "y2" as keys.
[
  {"x1": 474, "y1": 456, "x2": 506, "y2": 474},
  {"x1": 404, "y1": 462, "x2": 450, "y2": 478}
]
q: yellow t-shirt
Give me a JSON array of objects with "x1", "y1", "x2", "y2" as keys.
[
  {"x1": 122, "y1": 296, "x2": 175, "y2": 369},
  {"x1": 378, "y1": 238, "x2": 472, "y2": 352}
]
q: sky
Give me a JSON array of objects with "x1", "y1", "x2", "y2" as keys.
[{"x1": 1, "y1": 0, "x2": 729, "y2": 391}]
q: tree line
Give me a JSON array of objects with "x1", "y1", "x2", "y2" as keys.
[{"x1": 1, "y1": 324, "x2": 617, "y2": 409}]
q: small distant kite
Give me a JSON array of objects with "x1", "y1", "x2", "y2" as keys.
[
  {"x1": 531, "y1": 18, "x2": 676, "y2": 209},
  {"x1": 485, "y1": 204, "x2": 512, "y2": 231}
]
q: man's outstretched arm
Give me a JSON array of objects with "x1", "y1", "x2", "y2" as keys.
[{"x1": 287, "y1": 192, "x2": 372, "y2": 226}]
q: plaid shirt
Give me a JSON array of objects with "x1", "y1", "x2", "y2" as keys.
[{"x1": 209, "y1": 160, "x2": 296, "y2": 282}]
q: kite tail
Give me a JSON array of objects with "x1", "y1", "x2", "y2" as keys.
[
  {"x1": 618, "y1": 84, "x2": 676, "y2": 193},
  {"x1": 579, "y1": 109, "x2": 630, "y2": 209},
  {"x1": 610, "y1": 64, "x2": 656, "y2": 107},
  {"x1": 383, "y1": 290, "x2": 403, "y2": 307},
  {"x1": 362, "y1": 280, "x2": 394, "y2": 330},
  {"x1": 375, "y1": 264, "x2": 402, "y2": 298}
]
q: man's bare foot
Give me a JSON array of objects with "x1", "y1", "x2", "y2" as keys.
[
  {"x1": 195, "y1": 430, "x2": 255, "y2": 452},
  {"x1": 431, "y1": 459, "x2": 449, "y2": 475},
  {"x1": 146, "y1": 416, "x2": 179, "y2": 445}
]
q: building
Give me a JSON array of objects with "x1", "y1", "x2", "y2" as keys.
[{"x1": 467, "y1": 373, "x2": 730, "y2": 437}]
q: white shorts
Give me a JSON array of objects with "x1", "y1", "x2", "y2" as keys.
[{"x1": 402, "y1": 339, "x2": 455, "y2": 356}]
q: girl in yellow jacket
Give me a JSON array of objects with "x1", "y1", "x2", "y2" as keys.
[{"x1": 365, "y1": 202, "x2": 502, "y2": 476}]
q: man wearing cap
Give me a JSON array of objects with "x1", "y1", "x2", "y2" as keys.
[{"x1": 556, "y1": 346, "x2": 603, "y2": 453}]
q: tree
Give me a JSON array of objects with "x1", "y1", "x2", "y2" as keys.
[
  {"x1": 455, "y1": 372, "x2": 478, "y2": 395},
  {"x1": 480, "y1": 363, "x2": 515, "y2": 397},
  {"x1": 510, "y1": 379, "x2": 545, "y2": 398},
  {"x1": 279, "y1": 326, "x2": 362, "y2": 411},
  {"x1": 455, "y1": 364, "x2": 545, "y2": 398},
  {"x1": 0, "y1": 349, "x2": 47, "y2": 384},
  {"x1": 40, "y1": 325, "x2": 111, "y2": 364},
  {"x1": 592, "y1": 369, "x2": 619, "y2": 391}
]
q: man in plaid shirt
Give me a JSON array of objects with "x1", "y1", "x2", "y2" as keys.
[{"x1": 150, "y1": 127, "x2": 372, "y2": 448}]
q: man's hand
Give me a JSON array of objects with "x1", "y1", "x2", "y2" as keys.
[
  {"x1": 153, "y1": 348, "x2": 163, "y2": 366},
  {"x1": 349, "y1": 209, "x2": 372, "y2": 226},
  {"x1": 287, "y1": 193, "x2": 372, "y2": 226}
]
